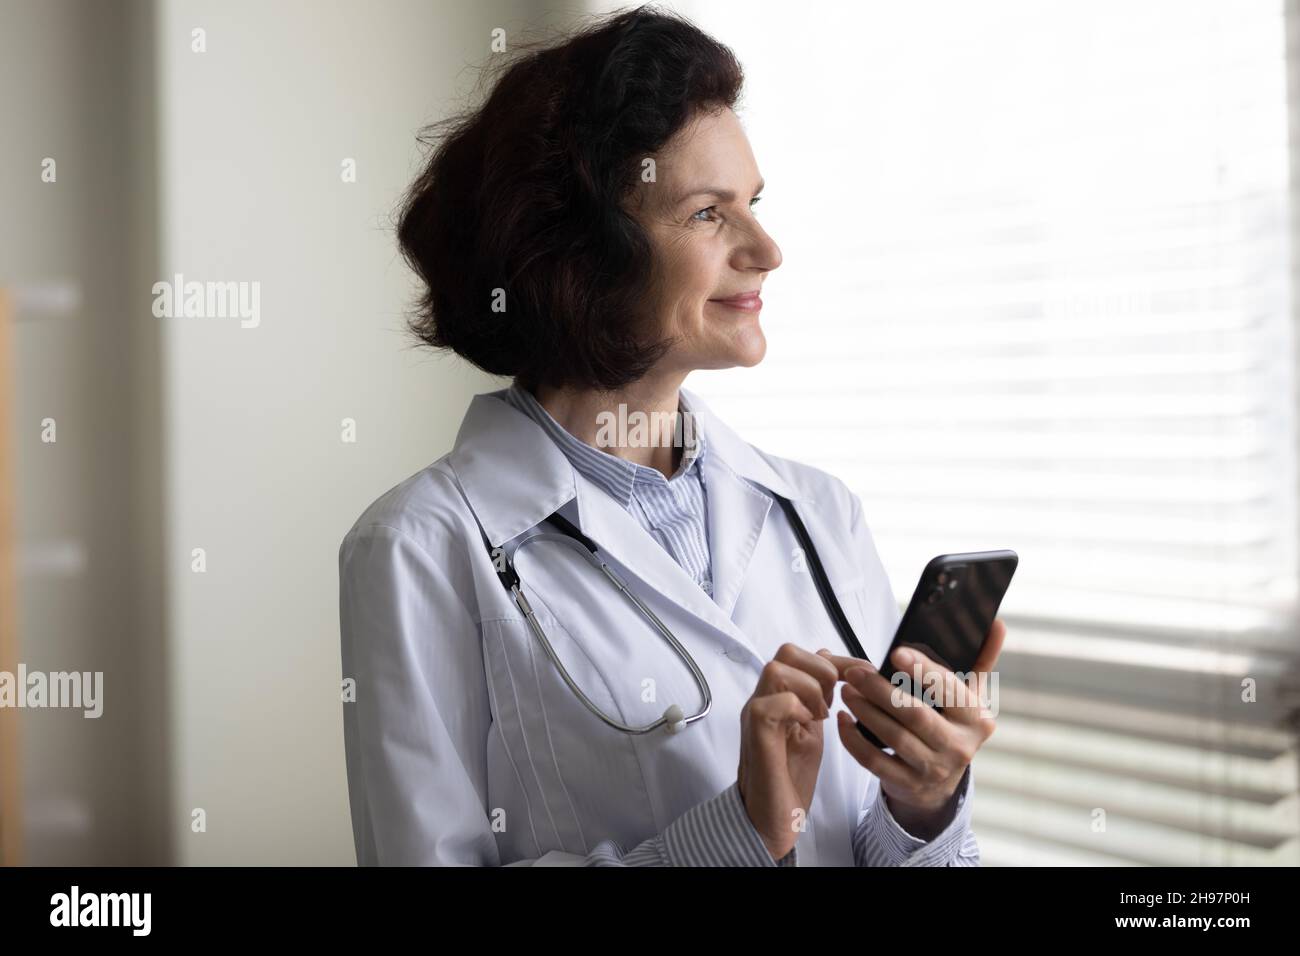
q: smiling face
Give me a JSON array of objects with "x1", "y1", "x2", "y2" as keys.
[{"x1": 625, "y1": 106, "x2": 783, "y2": 380}]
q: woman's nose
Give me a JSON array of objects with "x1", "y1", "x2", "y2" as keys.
[{"x1": 734, "y1": 221, "x2": 782, "y2": 273}]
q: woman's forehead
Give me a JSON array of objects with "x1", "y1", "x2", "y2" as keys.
[{"x1": 649, "y1": 113, "x2": 760, "y2": 198}]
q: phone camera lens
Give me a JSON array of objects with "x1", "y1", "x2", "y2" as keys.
[{"x1": 926, "y1": 587, "x2": 943, "y2": 605}]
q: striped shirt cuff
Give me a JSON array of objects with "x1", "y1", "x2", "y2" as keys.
[
  {"x1": 853, "y1": 764, "x2": 979, "y2": 867},
  {"x1": 581, "y1": 781, "x2": 797, "y2": 867},
  {"x1": 660, "y1": 780, "x2": 797, "y2": 866}
]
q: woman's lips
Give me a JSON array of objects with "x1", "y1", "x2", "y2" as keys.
[{"x1": 708, "y1": 292, "x2": 762, "y2": 311}]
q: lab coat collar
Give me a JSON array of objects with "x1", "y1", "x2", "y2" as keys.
[
  {"x1": 448, "y1": 384, "x2": 808, "y2": 550},
  {"x1": 448, "y1": 384, "x2": 815, "y2": 663}
]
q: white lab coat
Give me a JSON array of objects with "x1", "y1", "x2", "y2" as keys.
[{"x1": 339, "y1": 386, "x2": 911, "y2": 866}]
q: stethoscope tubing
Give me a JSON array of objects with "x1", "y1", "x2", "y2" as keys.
[
  {"x1": 463, "y1": 481, "x2": 871, "y2": 736},
  {"x1": 510, "y1": 530, "x2": 713, "y2": 734}
]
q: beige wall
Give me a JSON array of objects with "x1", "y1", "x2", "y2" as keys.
[
  {"x1": 4, "y1": 0, "x2": 591, "y2": 865},
  {"x1": 154, "y1": 0, "x2": 593, "y2": 865}
]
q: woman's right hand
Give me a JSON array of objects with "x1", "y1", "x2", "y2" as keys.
[{"x1": 736, "y1": 643, "x2": 840, "y2": 861}]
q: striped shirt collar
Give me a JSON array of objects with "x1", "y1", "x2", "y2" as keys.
[{"x1": 502, "y1": 382, "x2": 707, "y2": 509}]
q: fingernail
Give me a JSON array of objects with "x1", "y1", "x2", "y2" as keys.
[{"x1": 893, "y1": 648, "x2": 913, "y2": 666}]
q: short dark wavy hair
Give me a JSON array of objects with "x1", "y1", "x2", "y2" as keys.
[{"x1": 395, "y1": 4, "x2": 745, "y2": 391}]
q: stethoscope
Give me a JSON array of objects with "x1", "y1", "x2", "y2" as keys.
[{"x1": 469, "y1": 488, "x2": 873, "y2": 736}]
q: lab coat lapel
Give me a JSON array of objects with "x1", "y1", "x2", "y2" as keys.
[
  {"x1": 681, "y1": 386, "x2": 816, "y2": 619},
  {"x1": 449, "y1": 391, "x2": 576, "y2": 547},
  {"x1": 701, "y1": 455, "x2": 773, "y2": 620},
  {"x1": 568, "y1": 468, "x2": 761, "y2": 659}
]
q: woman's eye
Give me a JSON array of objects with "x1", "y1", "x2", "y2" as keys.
[{"x1": 691, "y1": 197, "x2": 761, "y2": 223}]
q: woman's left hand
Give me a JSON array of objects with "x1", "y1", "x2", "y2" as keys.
[{"x1": 817, "y1": 618, "x2": 1006, "y2": 837}]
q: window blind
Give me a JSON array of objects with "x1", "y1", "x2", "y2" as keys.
[{"x1": 670, "y1": 0, "x2": 1300, "y2": 864}]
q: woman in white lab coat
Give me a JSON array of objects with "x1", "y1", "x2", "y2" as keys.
[{"x1": 339, "y1": 7, "x2": 1005, "y2": 867}]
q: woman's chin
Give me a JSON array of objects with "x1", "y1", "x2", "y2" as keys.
[
  {"x1": 697, "y1": 331, "x2": 767, "y2": 370},
  {"x1": 732, "y1": 325, "x2": 767, "y2": 366},
  {"x1": 734, "y1": 337, "x2": 767, "y2": 367}
]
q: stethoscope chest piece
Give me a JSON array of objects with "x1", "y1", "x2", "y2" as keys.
[{"x1": 662, "y1": 704, "x2": 687, "y2": 734}]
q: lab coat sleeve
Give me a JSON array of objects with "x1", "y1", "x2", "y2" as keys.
[
  {"x1": 843, "y1": 489, "x2": 982, "y2": 867},
  {"x1": 340, "y1": 521, "x2": 793, "y2": 867},
  {"x1": 340, "y1": 521, "x2": 500, "y2": 865}
]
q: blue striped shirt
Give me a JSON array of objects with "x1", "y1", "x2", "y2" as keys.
[
  {"x1": 503, "y1": 383, "x2": 715, "y2": 598},
  {"x1": 498, "y1": 382, "x2": 978, "y2": 867}
]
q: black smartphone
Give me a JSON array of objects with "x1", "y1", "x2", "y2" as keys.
[{"x1": 855, "y1": 550, "x2": 1017, "y2": 750}]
